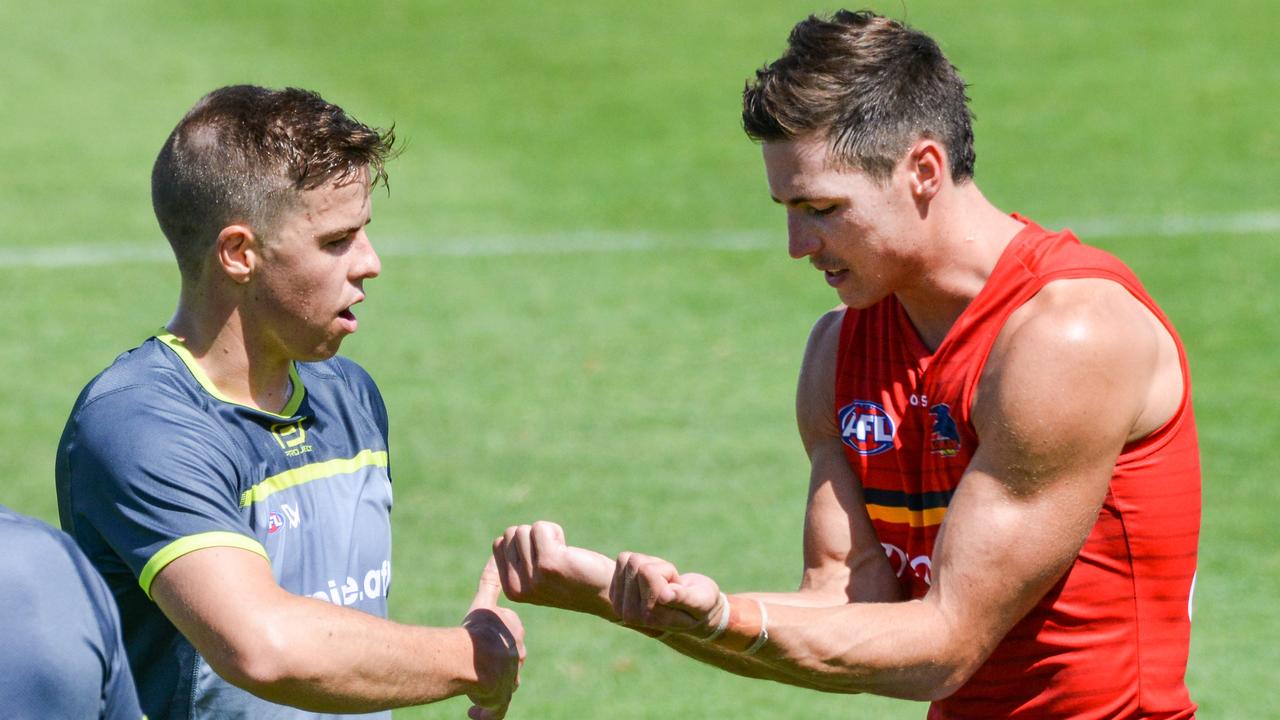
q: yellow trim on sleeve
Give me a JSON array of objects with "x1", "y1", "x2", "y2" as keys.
[
  {"x1": 239, "y1": 449, "x2": 389, "y2": 507},
  {"x1": 139, "y1": 531, "x2": 269, "y2": 599},
  {"x1": 865, "y1": 504, "x2": 948, "y2": 528},
  {"x1": 155, "y1": 330, "x2": 306, "y2": 419}
]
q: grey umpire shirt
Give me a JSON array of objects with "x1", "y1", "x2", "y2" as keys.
[
  {"x1": 57, "y1": 333, "x2": 394, "y2": 720},
  {"x1": 0, "y1": 503, "x2": 144, "y2": 719}
]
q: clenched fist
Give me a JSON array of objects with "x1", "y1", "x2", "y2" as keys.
[{"x1": 492, "y1": 521, "x2": 616, "y2": 617}]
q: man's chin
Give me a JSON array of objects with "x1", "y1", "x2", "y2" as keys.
[
  {"x1": 835, "y1": 288, "x2": 886, "y2": 311},
  {"x1": 296, "y1": 338, "x2": 346, "y2": 363}
]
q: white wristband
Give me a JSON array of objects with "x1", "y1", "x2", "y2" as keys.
[
  {"x1": 743, "y1": 599, "x2": 769, "y2": 655},
  {"x1": 701, "y1": 592, "x2": 731, "y2": 642}
]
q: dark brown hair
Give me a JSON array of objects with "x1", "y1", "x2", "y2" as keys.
[
  {"x1": 743, "y1": 10, "x2": 975, "y2": 183},
  {"x1": 151, "y1": 85, "x2": 396, "y2": 279}
]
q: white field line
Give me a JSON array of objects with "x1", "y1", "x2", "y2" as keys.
[{"x1": 1, "y1": 211, "x2": 1276, "y2": 269}]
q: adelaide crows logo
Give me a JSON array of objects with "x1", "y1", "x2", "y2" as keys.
[
  {"x1": 839, "y1": 400, "x2": 897, "y2": 456},
  {"x1": 929, "y1": 403, "x2": 962, "y2": 457}
]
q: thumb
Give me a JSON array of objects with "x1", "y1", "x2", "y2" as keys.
[
  {"x1": 660, "y1": 573, "x2": 720, "y2": 616},
  {"x1": 470, "y1": 556, "x2": 502, "y2": 612},
  {"x1": 659, "y1": 583, "x2": 696, "y2": 611}
]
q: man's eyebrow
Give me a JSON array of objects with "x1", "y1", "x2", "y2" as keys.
[
  {"x1": 771, "y1": 194, "x2": 820, "y2": 206},
  {"x1": 319, "y1": 216, "x2": 372, "y2": 240}
]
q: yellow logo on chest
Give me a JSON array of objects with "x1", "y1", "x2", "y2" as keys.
[{"x1": 271, "y1": 420, "x2": 314, "y2": 457}]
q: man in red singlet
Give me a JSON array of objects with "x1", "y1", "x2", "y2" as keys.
[{"x1": 488, "y1": 10, "x2": 1200, "y2": 718}]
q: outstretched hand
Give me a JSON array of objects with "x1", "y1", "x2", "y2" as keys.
[
  {"x1": 610, "y1": 552, "x2": 723, "y2": 634},
  {"x1": 463, "y1": 558, "x2": 525, "y2": 720},
  {"x1": 492, "y1": 521, "x2": 616, "y2": 617}
]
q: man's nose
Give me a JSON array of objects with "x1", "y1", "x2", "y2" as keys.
[
  {"x1": 354, "y1": 230, "x2": 381, "y2": 279},
  {"x1": 787, "y1": 214, "x2": 819, "y2": 259}
]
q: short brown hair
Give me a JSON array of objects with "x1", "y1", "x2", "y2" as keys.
[
  {"x1": 151, "y1": 85, "x2": 396, "y2": 280},
  {"x1": 743, "y1": 10, "x2": 975, "y2": 183}
]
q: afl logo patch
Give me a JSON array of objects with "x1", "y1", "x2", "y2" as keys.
[
  {"x1": 268, "y1": 512, "x2": 284, "y2": 534},
  {"x1": 839, "y1": 400, "x2": 897, "y2": 455}
]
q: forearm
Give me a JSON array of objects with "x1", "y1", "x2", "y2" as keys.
[
  {"x1": 655, "y1": 630, "x2": 862, "y2": 693},
  {"x1": 203, "y1": 595, "x2": 480, "y2": 712},
  {"x1": 712, "y1": 596, "x2": 965, "y2": 701},
  {"x1": 637, "y1": 586, "x2": 868, "y2": 693},
  {"x1": 520, "y1": 545, "x2": 866, "y2": 690},
  {"x1": 734, "y1": 587, "x2": 853, "y2": 607}
]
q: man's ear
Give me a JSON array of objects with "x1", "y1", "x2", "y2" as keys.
[
  {"x1": 215, "y1": 224, "x2": 258, "y2": 284},
  {"x1": 906, "y1": 139, "x2": 947, "y2": 201}
]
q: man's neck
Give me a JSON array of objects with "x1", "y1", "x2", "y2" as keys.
[
  {"x1": 894, "y1": 183, "x2": 1026, "y2": 352},
  {"x1": 168, "y1": 293, "x2": 295, "y2": 414}
]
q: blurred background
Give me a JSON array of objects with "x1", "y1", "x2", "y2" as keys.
[{"x1": 1, "y1": 1, "x2": 1275, "y2": 717}]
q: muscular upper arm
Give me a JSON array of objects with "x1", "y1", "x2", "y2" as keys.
[
  {"x1": 152, "y1": 546, "x2": 298, "y2": 688},
  {"x1": 795, "y1": 309, "x2": 901, "y2": 603},
  {"x1": 924, "y1": 279, "x2": 1176, "y2": 679}
]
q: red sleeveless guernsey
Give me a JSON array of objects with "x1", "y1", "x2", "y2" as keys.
[{"x1": 834, "y1": 218, "x2": 1200, "y2": 719}]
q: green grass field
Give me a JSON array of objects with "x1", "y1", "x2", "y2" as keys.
[{"x1": 2, "y1": 1, "x2": 1277, "y2": 717}]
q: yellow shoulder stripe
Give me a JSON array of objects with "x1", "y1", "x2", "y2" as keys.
[
  {"x1": 139, "y1": 531, "x2": 268, "y2": 599},
  {"x1": 239, "y1": 449, "x2": 389, "y2": 508}
]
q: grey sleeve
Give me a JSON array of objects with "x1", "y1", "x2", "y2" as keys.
[{"x1": 60, "y1": 385, "x2": 260, "y2": 594}]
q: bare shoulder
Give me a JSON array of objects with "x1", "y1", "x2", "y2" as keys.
[
  {"x1": 801, "y1": 306, "x2": 847, "y2": 370},
  {"x1": 796, "y1": 307, "x2": 847, "y2": 450},
  {"x1": 975, "y1": 278, "x2": 1181, "y2": 475}
]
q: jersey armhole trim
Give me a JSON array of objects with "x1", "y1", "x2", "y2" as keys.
[{"x1": 139, "y1": 531, "x2": 269, "y2": 599}]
